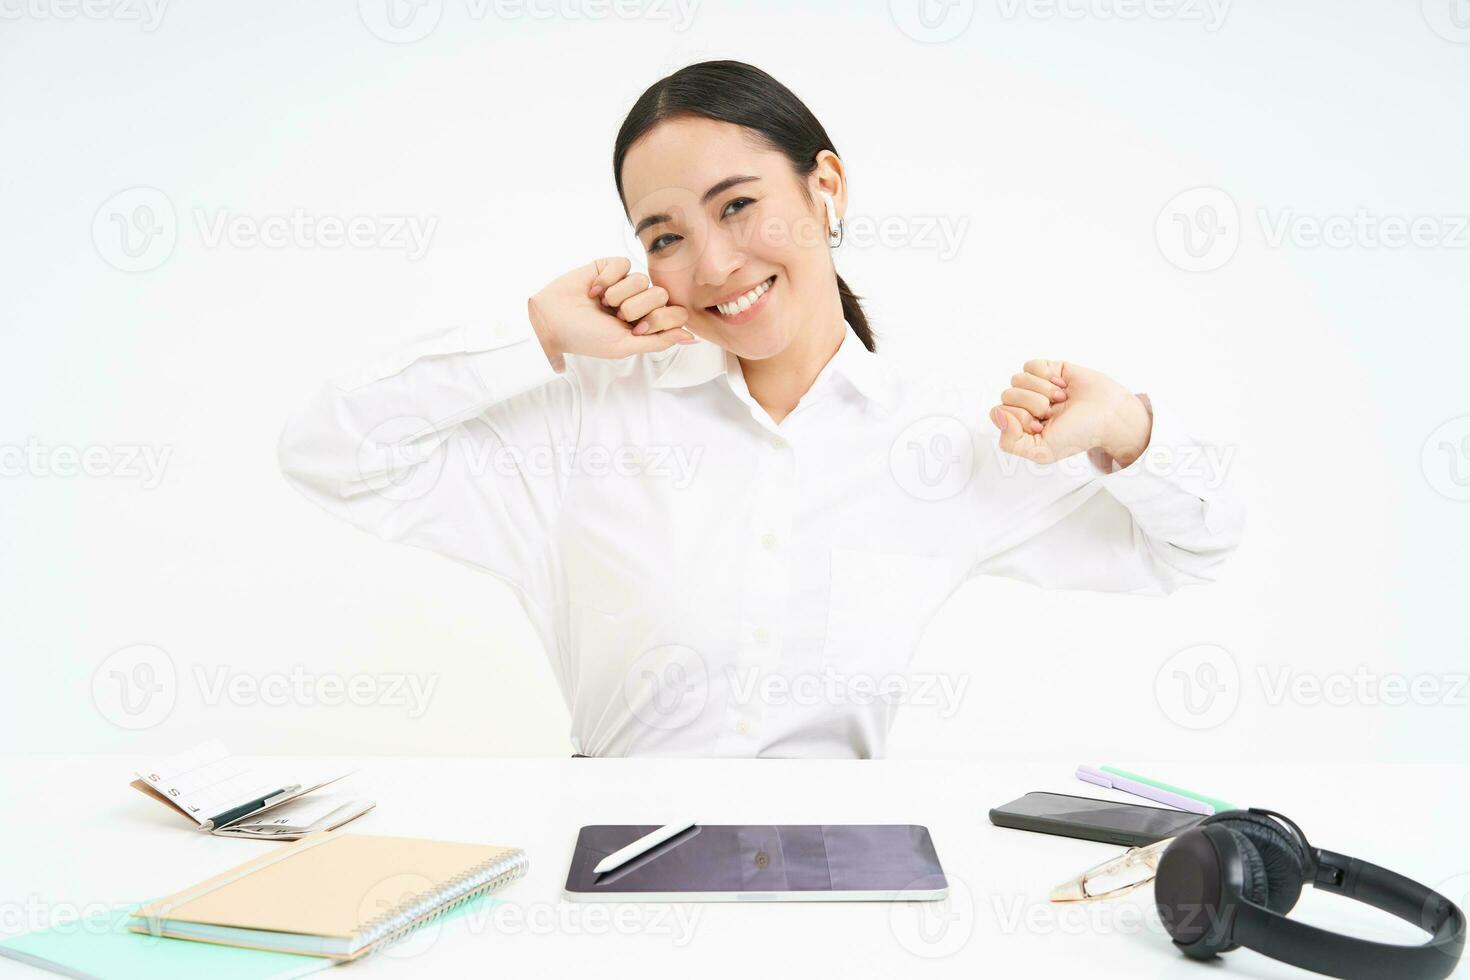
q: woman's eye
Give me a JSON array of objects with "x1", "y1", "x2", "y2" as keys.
[
  {"x1": 722, "y1": 197, "x2": 755, "y2": 218},
  {"x1": 649, "y1": 234, "x2": 681, "y2": 254}
]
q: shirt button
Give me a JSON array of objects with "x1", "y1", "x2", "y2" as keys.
[
  {"x1": 754, "y1": 850, "x2": 771, "y2": 869},
  {"x1": 761, "y1": 532, "x2": 778, "y2": 550},
  {"x1": 753, "y1": 626, "x2": 769, "y2": 643},
  {"x1": 769, "y1": 435, "x2": 785, "y2": 450},
  {"x1": 736, "y1": 720, "x2": 750, "y2": 735}
]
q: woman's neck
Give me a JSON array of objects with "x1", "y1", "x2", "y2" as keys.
[{"x1": 738, "y1": 300, "x2": 847, "y2": 426}]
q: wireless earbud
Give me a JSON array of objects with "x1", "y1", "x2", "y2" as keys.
[{"x1": 819, "y1": 192, "x2": 843, "y2": 247}]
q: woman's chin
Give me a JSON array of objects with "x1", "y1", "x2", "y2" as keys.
[{"x1": 712, "y1": 322, "x2": 792, "y2": 361}]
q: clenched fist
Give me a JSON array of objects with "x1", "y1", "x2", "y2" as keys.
[
  {"x1": 990, "y1": 359, "x2": 1153, "y2": 468},
  {"x1": 528, "y1": 257, "x2": 700, "y2": 371}
]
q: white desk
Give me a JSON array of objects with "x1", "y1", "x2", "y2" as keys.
[{"x1": 2, "y1": 757, "x2": 1466, "y2": 979}]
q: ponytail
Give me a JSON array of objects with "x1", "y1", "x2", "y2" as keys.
[{"x1": 835, "y1": 274, "x2": 875, "y2": 352}]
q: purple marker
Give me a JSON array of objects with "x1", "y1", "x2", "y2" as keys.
[{"x1": 1075, "y1": 765, "x2": 1215, "y2": 815}]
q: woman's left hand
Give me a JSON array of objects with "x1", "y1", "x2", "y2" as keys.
[{"x1": 989, "y1": 359, "x2": 1153, "y2": 468}]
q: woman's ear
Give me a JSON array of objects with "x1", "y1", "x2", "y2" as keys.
[{"x1": 811, "y1": 149, "x2": 847, "y2": 217}]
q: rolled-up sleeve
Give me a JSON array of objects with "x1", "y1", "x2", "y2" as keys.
[{"x1": 968, "y1": 394, "x2": 1245, "y2": 595}]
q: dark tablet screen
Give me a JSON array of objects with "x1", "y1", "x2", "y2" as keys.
[{"x1": 564, "y1": 824, "x2": 946, "y2": 895}]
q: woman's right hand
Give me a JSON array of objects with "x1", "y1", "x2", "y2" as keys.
[{"x1": 528, "y1": 257, "x2": 698, "y2": 370}]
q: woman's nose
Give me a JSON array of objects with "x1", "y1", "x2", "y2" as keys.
[{"x1": 694, "y1": 229, "x2": 745, "y2": 288}]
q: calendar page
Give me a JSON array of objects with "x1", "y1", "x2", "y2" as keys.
[{"x1": 134, "y1": 740, "x2": 349, "y2": 828}]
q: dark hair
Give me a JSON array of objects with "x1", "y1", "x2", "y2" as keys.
[{"x1": 612, "y1": 60, "x2": 875, "y2": 352}]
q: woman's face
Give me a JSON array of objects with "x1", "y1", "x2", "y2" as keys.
[{"x1": 620, "y1": 116, "x2": 843, "y2": 360}]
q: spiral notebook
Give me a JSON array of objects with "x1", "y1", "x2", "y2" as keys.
[{"x1": 128, "y1": 833, "x2": 528, "y2": 961}]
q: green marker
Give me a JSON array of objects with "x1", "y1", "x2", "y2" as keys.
[{"x1": 1100, "y1": 765, "x2": 1236, "y2": 814}]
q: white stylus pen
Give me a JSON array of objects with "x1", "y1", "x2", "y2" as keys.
[{"x1": 593, "y1": 821, "x2": 697, "y2": 874}]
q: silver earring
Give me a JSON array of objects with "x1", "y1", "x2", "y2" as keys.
[{"x1": 829, "y1": 217, "x2": 844, "y2": 248}]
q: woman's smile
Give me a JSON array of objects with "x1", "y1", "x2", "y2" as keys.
[{"x1": 705, "y1": 273, "x2": 777, "y2": 325}]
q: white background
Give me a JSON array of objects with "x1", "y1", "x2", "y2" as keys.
[{"x1": 2, "y1": 0, "x2": 1467, "y2": 762}]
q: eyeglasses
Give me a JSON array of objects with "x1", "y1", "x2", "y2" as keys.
[{"x1": 1049, "y1": 837, "x2": 1175, "y2": 903}]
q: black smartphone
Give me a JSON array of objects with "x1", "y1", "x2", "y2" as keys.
[{"x1": 988, "y1": 791, "x2": 1206, "y2": 847}]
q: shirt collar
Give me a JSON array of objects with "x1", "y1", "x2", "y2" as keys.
[{"x1": 651, "y1": 322, "x2": 895, "y2": 411}]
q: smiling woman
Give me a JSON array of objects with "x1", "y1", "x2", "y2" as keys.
[
  {"x1": 611, "y1": 63, "x2": 873, "y2": 420},
  {"x1": 277, "y1": 60, "x2": 1246, "y2": 759}
]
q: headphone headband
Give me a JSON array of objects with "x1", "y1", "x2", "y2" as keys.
[
  {"x1": 1231, "y1": 849, "x2": 1465, "y2": 979},
  {"x1": 1156, "y1": 812, "x2": 1466, "y2": 980}
]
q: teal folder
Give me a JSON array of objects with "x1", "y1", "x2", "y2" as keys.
[{"x1": 0, "y1": 893, "x2": 499, "y2": 979}]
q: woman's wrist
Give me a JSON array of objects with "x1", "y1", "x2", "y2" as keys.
[
  {"x1": 1101, "y1": 393, "x2": 1153, "y2": 468},
  {"x1": 527, "y1": 295, "x2": 566, "y2": 372}
]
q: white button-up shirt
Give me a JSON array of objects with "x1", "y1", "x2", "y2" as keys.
[{"x1": 278, "y1": 311, "x2": 1244, "y2": 758}]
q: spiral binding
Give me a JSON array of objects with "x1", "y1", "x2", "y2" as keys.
[{"x1": 355, "y1": 848, "x2": 528, "y2": 957}]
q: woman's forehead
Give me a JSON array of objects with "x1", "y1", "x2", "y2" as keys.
[{"x1": 621, "y1": 117, "x2": 780, "y2": 209}]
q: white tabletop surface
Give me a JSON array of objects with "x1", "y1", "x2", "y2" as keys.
[{"x1": 2, "y1": 757, "x2": 1466, "y2": 979}]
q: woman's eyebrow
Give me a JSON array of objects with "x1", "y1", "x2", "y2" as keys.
[{"x1": 633, "y1": 175, "x2": 761, "y2": 235}]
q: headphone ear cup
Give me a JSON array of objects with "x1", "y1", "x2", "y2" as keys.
[
  {"x1": 1214, "y1": 828, "x2": 1268, "y2": 952},
  {"x1": 1201, "y1": 811, "x2": 1308, "y2": 914},
  {"x1": 1156, "y1": 828, "x2": 1233, "y2": 956}
]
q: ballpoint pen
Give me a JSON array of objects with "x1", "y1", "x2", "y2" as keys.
[{"x1": 203, "y1": 785, "x2": 301, "y2": 831}]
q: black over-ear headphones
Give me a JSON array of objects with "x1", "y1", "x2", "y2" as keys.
[{"x1": 1154, "y1": 808, "x2": 1465, "y2": 979}]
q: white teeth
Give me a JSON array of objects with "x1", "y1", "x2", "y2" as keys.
[{"x1": 715, "y1": 277, "x2": 771, "y2": 316}]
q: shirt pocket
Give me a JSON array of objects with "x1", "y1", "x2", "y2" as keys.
[{"x1": 821, "y1": 548, "x2": 966, "y2": 678}]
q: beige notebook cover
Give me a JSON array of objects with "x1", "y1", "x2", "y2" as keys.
[{"x1": 129, "y1": 833, "x2": 527, "y2": 960}]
